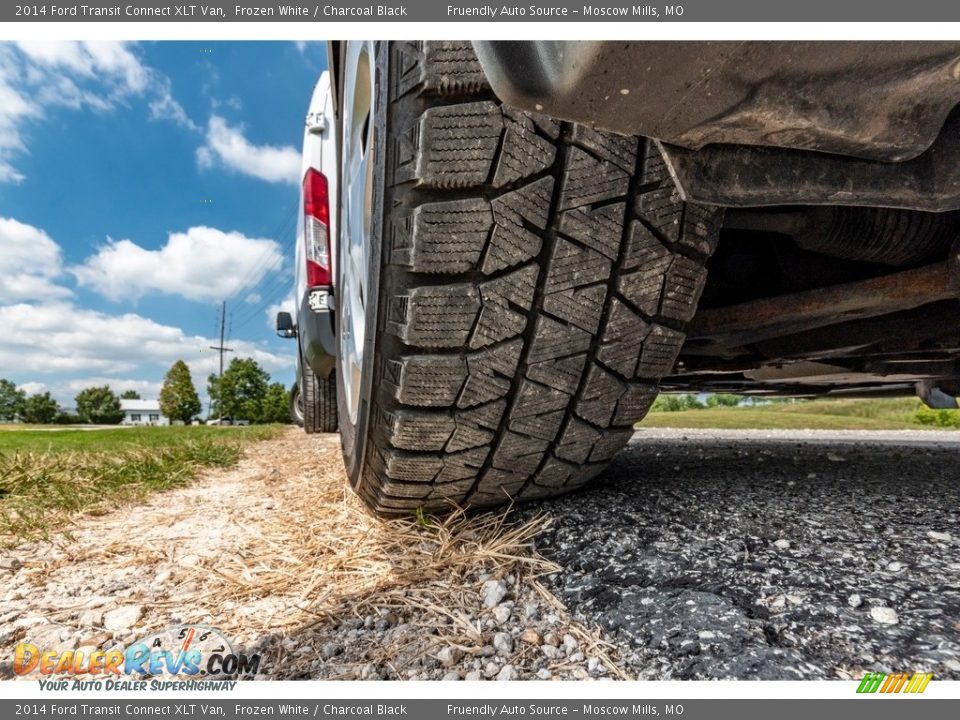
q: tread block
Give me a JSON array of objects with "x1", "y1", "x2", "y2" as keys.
[
  {"x1": 490, "y1": 430, "x2": 548, "y2": 474},
  {"x1": 597, "y1": 298, "x2": 651, "y2": 378},
  {"x1": 570, "y1": 125, "x2": 638, "y2": 173},
  {"x1": 617, "y1": 257, "x2": 674, "y2": 317},
  {"x1": 458, "y1": 339, "x2": 523, "y2": 407},
  {"x1": 395, "y1": 41, "x2": 489, "y2": 98},
  {"x1": 588, "y1": 428, "x2": 634, "y2": 462},
  {"x1": 508, "y1": 379, "x2": 570, "y2": 441},
  {"x1": 471, "y1": 264, "x2": 539, "y2": 348},
  {"x1": 390, "y1": 285, "x2": 481, "y2": 347},
  {"x1": 622, "y1": 220, "x2": 675, "y2": 271},
  {"x1": 612, "y1": 383, "x2": 658, "y2": 425},
  {"x1": 555, "y1": 418, "x2": 601, "y2": 464},
  {"x1": 560, "y1": 147, "x2": 630, "y2": 210},
  {"x1": 576, "y1": 364, "x2": 626, "y2": 427},
  {"x1": 526, "y1": 353, "x2": 587, "y2": 395},
  {"x1": 389, "y1": 355, "x2": 467, "y2": 407},
  {"x1": 636, "y1": 185, "x2": 684, "y2": 245},
  {"x1": 387, "y1": 410, "x2": 455, "y2": 450},
  {"x1": 475, "y1": 467, "x2": 529, "y2": 499},
  {"x1": 559, "y1": 202, "x2": 626, "y2": 260},
  {"x1": 447, "y1": 400, "x2": 505, "y2": 451},
  {"x1": 532, "y1": 456, "x2": 579, "y2": 489},
  {"x1": 527, "y1": 315, "x2": 592, "y2": 364},
  {"x1": 414, "y1": 102, "x2": 503, "y2": 188},
  {"x1": 544, "y1": 237, "x2": 612, "y2": 294},
  {"x1": 389, "y1": 199, "x2": 491, "y2": 272},
  {"x1": 482, "y1": 177, "x2": 554, "y2": 274},
  {"x1": 635, "y1": 324, "x2": 685, "y2": 378},
  {"x1": 493, "y1": 110, "x2": 557, "y2": 187},
  {"x1": 543, "y1": 284, "x2": 606, "y2": 333},
  {"x1": 661, "y1": 256, "x2": 708, "y2": 322}
]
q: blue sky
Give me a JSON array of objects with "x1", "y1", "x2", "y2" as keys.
[{"x1": 0, "y1": 41, "x2": 328, "y2": 406}]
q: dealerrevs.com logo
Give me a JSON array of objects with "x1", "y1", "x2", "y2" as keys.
[
  {"x1": 857, "y1": 672, "x2": 933, "y2": 694},
  {"x1": 14, "y1": 624, "x2": 261, "y2": 691}
]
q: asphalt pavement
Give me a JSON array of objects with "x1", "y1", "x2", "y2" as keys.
[{"x1": 526, "y1": 428, "x2": 960, "y2": 680}]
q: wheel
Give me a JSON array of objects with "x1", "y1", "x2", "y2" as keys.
[
  {"x1": 301, "y1": 360, "x2": 338, "y2": 433},
  {"x1": 335, "y1": 41, "x2": 723, "y2": 514},
  {"x1": 289, "y1": 382, "x2": 304, "y2": 427}
]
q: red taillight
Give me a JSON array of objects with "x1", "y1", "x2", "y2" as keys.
[{"x1": 303, "y1": 168, "x2": 331, "y2": 286}]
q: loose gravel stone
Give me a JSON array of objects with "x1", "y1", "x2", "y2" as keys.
[
  {"x1": 482, "y1": 581, "x2": 508, "y2": 609},
  {"x1": 101, "y1": 606, "x2": 143, "y2": 632},
  {"x1": 436, "y1": 646, "x2": 463, "y2": 668},
  {"x1": 870, "y1": 607, "x2": 899, "y2": 625},
  {"x1": 496, "y1": 665, "x2": 518, "y2": 681},
  {"x1": 493, "y1": 632, "x2": 514, "y2": 655}
]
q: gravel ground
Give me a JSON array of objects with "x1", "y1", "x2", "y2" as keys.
[
  {"x1": 1, "y1": 427, "x2": 957, "y2": 681},
  {"x1": 525, "y1": 428, "x2": 960, "y2": 680}
]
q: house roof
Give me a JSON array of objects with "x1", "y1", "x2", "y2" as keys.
[{"x1": 120, "y1": 400, "x2": 161, "y2": 412}]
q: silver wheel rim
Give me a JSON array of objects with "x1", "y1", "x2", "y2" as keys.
[{"x1": 340, "y1": 42, "x2": 375, "y2": 425}]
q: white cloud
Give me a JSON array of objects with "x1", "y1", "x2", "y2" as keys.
[
  {"x1": 17, "y1": 381, "x2": 47, "y2": 395},
  {"x1": 266, "y1": 296, "x2": 296, "y2": 329},
  {"x1": 0, "y1": 216, "x2": 73, "y2": 302},
  {"x1": 197, "y1": 115, "x2": 300, "y2": 185},
  {"x1": 72, "y1": 226, "x2": 284, "y2": 303},
  {"x1": 66, "y1": 377, "x2": 163, "y2": 397},
  {"x1": 0, "y1": 301, "x2": 293, "y2": 382},
  {"x1": 0, "y1": 42, "x2": 196, "y2": 183},
  {"x1": 149, "y1": 82, "x2": 200, "y2": 132}
]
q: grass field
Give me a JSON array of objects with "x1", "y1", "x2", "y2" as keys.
[
  {"x1": 0, "y1": 425, "x2": 282, "y2": 541},
  {"x1": 640, "y1": 398, "x2": 959, "y2": 431}
]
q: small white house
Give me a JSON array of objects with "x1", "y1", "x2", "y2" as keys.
[{"x1": 120, "y1": 399, "x2": 169, "y2": 426}]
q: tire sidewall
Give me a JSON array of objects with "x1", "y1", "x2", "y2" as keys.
[{"x1": 336, "y1": 40, "x2": 387, "y2": 488}]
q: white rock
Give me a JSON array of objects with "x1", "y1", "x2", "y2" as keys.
[
  {"x1": 441, "y1": 671, "x2": 461, "y2": 681},
  {"x1": 102, "y1": 605, "x2": 143, "y2": 632},
  {"x1": 493, "y1": 632, "x2": 514, "y2": 655},
  {"x1": 492, "y1": 605, "x2": 511, "y2": 625},
  {"x1": 541, "y1": 644, "x2": 562, "y2": 660},
  {"x1": 436, "y1": 646, "x2": 463, "y2": 668},
  {"x1": 562, "y1": 634, "x2": 578, "y2": 653},
  {"x1": 536, "y1": 668, "x2": 552, "y2": 680},
  {"x1": 481, "y1": 580, "x2": 508, "y2": 609},
  {"x1": 927, "y1": 531, "x2": 952, "y2": 543},
  {"x1": 870, "y1": 606, "x2": 899, "y2": 625},
  {"x1": 464, "y1": 670, "x2": 483, "y2": 681},
  {"x1": 886, "y1": 561, "x2": 904, "y2": 572},
  {"x1": 848, "y1": 594, "x2": 863, "y2": 608},
  {"x1": 774, "y1": 539, "x2": 791, "y2": 550},
  {"x1": 496, "y1": 664, "x2": 518, "y2": 681}
]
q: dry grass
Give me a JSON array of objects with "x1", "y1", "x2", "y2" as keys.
[{"x1": 184, "y1": 431, "x2": 627, "y2": 679}]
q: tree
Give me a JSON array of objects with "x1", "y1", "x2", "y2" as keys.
[
  {"x1": 706, "y1": 393, "x2": 741, "y2": 408},
  {"x1": 75, "y1": 386, "x2": 124, "y2": 424},
  {"x1": 120, "y1": 390, "x2": 141, "y2": 400},
  {"x1": 260, "y1": 383, "x2": 291, "y2": 424},
  {"x1": 0, "y1": 379, "x2": 27, "y2": 421},
  {"x1": 208, "y1": 358, "x2": 270, "y2": 422},
  {"x1": 159, "y1": 360, "x2": 202, "y2": 424},
  {"x1": 22, "y1": 392, "x2": 59, "y2": 424}
]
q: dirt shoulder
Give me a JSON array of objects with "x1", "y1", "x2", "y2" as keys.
[{"x1": 0, "y1": 428, "x2": 616, "y2": 681}]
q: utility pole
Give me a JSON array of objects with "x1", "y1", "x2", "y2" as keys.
[{"x1": 209, "y1": 300, "x2": 234, "y2": 421}]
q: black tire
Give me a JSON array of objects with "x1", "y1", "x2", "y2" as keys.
[
  {"x1": 289, "y1": 382, "x2": 304, "y2": 427},
  {"x1": 338, "y1": 41, "x2": 722, "y2": 513},
  {"x1": 301, "y1": 361, "x2": 338, "y2": 434}
]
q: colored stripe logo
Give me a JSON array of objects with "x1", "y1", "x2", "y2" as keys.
[{"x1": 857, "y1": 672, "x2": 932, "y2": 694}]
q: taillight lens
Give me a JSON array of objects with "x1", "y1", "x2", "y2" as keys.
[{"x1": 303, "y1": 168, "x2": 331, "y2": 286}]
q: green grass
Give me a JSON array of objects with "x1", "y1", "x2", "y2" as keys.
[
  {"x1": 640, "y1": 398, "x2": 959, "y2": 431},
  {"x1": 0, "y1": 425, "x2": 282, "y2": 541}
]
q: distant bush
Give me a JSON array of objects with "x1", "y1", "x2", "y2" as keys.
[
  {"x1": 914, "y1": 404, "x2": 960, "y2": 428},
  {"x1": 652, "y1": 393, "x2": 704, "y2": 412},
  {"x1": 54, "y1": 413, "x2": 84, "y2": 425},
  {"x1": 706, "y1": 393, "x2": 742, "y2": 407}
]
